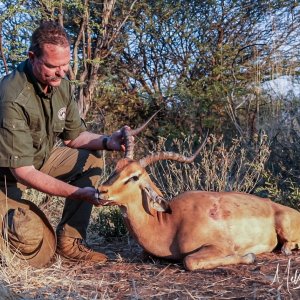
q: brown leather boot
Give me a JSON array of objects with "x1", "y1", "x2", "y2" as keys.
[{"x1": 57, "y1": 236, "x2": 108, "y2": 263}]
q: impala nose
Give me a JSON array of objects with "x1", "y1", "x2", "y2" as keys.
[{"x1": 98, "y1": 188, "x2": 108, "y2": 200}]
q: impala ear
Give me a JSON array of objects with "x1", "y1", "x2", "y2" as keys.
[
  {"x1": 143, "y1": 184, "x2": 170, "y2": 213},
  {"x1": 151, "y1": 196, "x2": 170, "y2": 212}
]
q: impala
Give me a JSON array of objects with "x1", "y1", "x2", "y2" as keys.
[{"x1": 98, "y1": 119, "x2": 300, "y2": 271}]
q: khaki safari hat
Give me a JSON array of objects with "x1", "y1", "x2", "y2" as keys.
[{"x1": 0, "y1": 198, "x2": 56, "y2": 268}]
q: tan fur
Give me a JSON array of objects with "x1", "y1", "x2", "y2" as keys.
[{"x1": 99, "y1": 160, "x2": 300, "y2": 271}]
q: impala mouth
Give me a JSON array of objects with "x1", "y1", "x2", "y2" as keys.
[
  {"x1": 96, "y1": 190, "x2": 108, "y2": 204},
  {"x1": 98, "y1": 200, "x2": 111, "y2": 206},
  {"x1": 97, "y1": 196, "x2": 116, "y2": 206}
]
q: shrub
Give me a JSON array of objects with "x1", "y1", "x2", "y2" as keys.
[{"x1": 147, "y1": 133, "x2": 270, "y2": 199}]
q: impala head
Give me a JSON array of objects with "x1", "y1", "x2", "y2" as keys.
[
  {"x1": 98, "y1": 158, "x2": 170, "y2": 213},
  {"x1": 98, "y1": 111, "x2": 206, "y2": 213}
]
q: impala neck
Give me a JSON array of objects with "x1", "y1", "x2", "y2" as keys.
[{"x1": 120, "y1": 196, "x2": 175, "y2": 257}]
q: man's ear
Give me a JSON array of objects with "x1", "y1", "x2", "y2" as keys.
[{"x1": 28, "y1": 51, "x2": 35, "y2": 63}]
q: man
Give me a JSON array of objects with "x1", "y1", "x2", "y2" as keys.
[{"x1": 0, "y1": 21, "x2": 126, "y2": 266}]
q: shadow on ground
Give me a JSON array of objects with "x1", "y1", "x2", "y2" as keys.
[{"x1": 70, "y1": 236, "x2": 300, "y2": 299}]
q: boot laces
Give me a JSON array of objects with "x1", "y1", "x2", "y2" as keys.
[{"x1": 73, "y1": 238, "x2": 92, "y2": 253}]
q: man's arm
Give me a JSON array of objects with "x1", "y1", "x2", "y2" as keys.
[
  {"x1": 9, "y1": 126, "x2": 130, "y2": 205},
  {"x1": 10, "y1": 166, "x2": 100, "y2": 206},
  {"x1": 63, "y1": 129, "x2": 126, "y2": 151}
]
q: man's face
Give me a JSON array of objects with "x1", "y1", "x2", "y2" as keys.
[{"x1": 29, "y1": 43, "x2": 70, "y2": 90}]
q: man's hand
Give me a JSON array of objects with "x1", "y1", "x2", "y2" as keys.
[
  {"x1": 70, "y1": 187, "x2": 102, "y2": 206},
  {"x1": 106, "y1": 125, "x2": 131, "y2": 152}
]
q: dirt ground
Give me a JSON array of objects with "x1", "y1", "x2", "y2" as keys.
[
  {"x1": 4, "y1": 232, "x2": 300, "y2": 299},
  {"x1": 50, "y1": 236, "x2": 300, "y2": 300}
]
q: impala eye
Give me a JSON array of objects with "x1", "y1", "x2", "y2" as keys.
[
  {"x1": 124, "y1": 174, "x2": 140, "y2": 184},
  {"x1": 132, "y1": 175, "x2": 139, "y2": 181}
]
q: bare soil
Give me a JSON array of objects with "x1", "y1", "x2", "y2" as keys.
[{"x1": 57, "y1": 236, "x2": 300, "y2": 300}]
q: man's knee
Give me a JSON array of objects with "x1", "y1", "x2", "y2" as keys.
[{"x1": 0, "y1": 198, "x2": 56, "y2": 268}]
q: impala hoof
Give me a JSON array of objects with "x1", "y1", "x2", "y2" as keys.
[
  {"x1": 242, "y1": 253, "x2": 256, "y2": 264},
  {"x1": 281, "y1": 247, "x2": 292, "y2": 256},
  {"x1": 183, "y1": 256, "x2": 199, "y2": 271}
]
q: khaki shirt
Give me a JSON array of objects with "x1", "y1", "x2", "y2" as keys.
[{"x1": 0, "y1": 59, "x2": 85, "y2": 178}]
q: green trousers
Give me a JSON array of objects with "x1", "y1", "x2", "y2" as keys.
[{"x1": 0, "y1": 147, "x2": 103, "y2": 240}]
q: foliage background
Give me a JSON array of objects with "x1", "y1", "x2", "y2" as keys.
[{"x1": 0, "y1": 0, "x2": 300, "y2": 204}]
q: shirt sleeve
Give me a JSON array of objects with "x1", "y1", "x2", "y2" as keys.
[{"x1": 0, "y1": 102, "x2": 35, "y2": 168}]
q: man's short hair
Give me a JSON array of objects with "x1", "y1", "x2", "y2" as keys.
[{"x1": 29, "y1": 21, "x2": 70, "y2": 57}]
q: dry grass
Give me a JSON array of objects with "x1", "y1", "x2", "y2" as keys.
[
  {"x1": 0, "y1": 255, "x2": 108, "y2": 299},
  {"x1": 148, "y1": 134, "x2": 270, "y2": 199}
]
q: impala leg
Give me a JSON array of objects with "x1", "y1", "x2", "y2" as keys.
[
  {"x1": 183, "y1": 245, "x2": 255, "y2": 271},
  {"x1": 281, "y1": 242, "x2": 300, "y2": 255}
]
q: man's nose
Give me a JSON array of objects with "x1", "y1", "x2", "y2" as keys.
[{"x1": 55, "y1": 67, "x2": 66, "y2": 77}]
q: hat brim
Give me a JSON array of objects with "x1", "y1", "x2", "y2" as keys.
[{"x1": 0, "y1": 197, "x2": 56, "y2": 268}]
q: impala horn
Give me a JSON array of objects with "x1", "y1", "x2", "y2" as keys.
[
  {"x1": 122, "y1": 110, "x2": 161, "y2": 159},
  {"x1": 139, "y1": 137, "x2": 207, "y2": 168}
]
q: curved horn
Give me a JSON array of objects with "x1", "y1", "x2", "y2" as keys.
[
  {"x1": 122, "y1": 126, "x2": 135, "y2": 159},
  {"x1": 139, "y1": 139, "x2": 206, "y2": 168},
  {"x1": 123, "y1": 110, "x2": 161, "y2": 159}
]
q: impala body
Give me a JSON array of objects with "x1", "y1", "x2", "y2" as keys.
[{"x1": 99, "y1": 159, "x2": 300, "y2": 271}]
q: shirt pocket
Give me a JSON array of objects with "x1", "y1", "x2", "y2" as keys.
[
  {"x1": 2, "y1": 119, "x2": 27, "y2": 130},
  {"x1": 1, "y1": 119, "x2": 27, "y2": 150}
]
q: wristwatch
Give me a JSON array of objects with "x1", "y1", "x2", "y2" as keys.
[{"x1": 102, "y1": 136, "x2": 110, "y2": 150}]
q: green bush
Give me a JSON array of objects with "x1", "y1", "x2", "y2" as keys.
[{"x1": 93, "y1": 207, "x2": 128, "y2": 238}]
